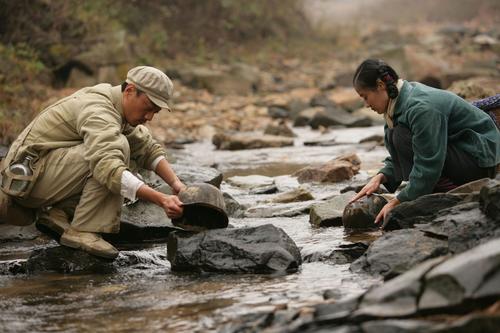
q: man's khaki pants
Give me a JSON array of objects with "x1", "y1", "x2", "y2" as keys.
[{"x1": 15, "y1": 138, "x2": 129, "y2": 233}]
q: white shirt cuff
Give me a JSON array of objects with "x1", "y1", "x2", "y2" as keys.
[
  {"x1": 120, "y1": 170, "x2": 145, "y2": 201},
  {"x1": 151, "y1": 156, "x2": 165, "y2": 171}
]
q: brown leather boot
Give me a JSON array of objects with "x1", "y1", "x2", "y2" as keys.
[
  {"x1": 60, "y1": 228, "x2": 119, "y2": 259},
  {"x1": 0, "y1": 190, "x2": 35, "y2": 226}
]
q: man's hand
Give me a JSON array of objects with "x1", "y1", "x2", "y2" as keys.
[
  {"x1": 158, "y1": 193, "x2": 184, "y2": 219},
  {"x1": 375, "y1": 197, "x2": 400, "y2": 228},
  {"x1": 349, "y1": 173, "x2": 386, "y2": 203},
  {"x1": 171, "y1": 179, "x2": 186, "y2": 195},
  {"x1": 136, "y1": 184, "x2": 184, "y2": 219}
]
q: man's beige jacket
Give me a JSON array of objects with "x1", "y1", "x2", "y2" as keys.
[{"x1": 1, "y1": 84, "x2": 165, "y2": 196}]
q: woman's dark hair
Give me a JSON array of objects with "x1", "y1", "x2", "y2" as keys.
[{"x1": 353, "y1": 59, "x2": 400, "y2": 99}]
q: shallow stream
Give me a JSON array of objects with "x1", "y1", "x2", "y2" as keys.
[{"x1": 0, "y1": 126, "x2": 387, "y2": 332}]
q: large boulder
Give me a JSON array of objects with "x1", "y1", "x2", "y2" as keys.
[
  {"x1": 293, "y1": 153, "x2": 361, "y2": 183},
  {"x1": 418, "y1": 238, "x2": 500, "y2": 311},
  {"x1": 384, "y1": 193, "x2": 470, "y2": 230},
  {"x1": 309, "y1": 192, "x2": 354, "y2": 227},
  {"x1": 212, "y1": 132, "x2": 294, "y2": 150},
  {"x1": 418, "y1": 202, "x2": 500, "y2": 254},
  {"x1": 167, "y1": 224, "x2": 302, "y2": 273},
  {"x1": 111, "y1": 199, "x2": 179, "y2": 243},
  {"x1": 350, "y1": 229, "x2": 448, "y2": 278},
  {"x1": 26, "y1": 246, "x2": 117, "y2": 274},
  {"x1": 25, "y1": 246, "x2": 168, "y2": 274}
]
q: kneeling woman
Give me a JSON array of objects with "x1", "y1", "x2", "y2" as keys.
[{"x1": 350, "y1": 59, "x2": 500, "y2": 226}]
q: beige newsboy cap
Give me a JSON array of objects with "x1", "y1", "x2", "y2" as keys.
[{"x1": 126, "y1": 66, "x2": 173, "y2": 111}]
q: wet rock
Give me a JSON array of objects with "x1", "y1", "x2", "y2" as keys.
[
  {"x1": 419, "y1": 238, "x2": 500, "y2": 311},
  {"x1": 303, "y1": 242, "x2": 368, "y2": 264},
  {"x1": 309, "y1": 107, "x2": 373, "y2": 129},
  {"x1": 384, "y1": 193, "x2": 468, "y2": 230},
  {"x1": 310, "y1": 94, "x2": 338, "y2": 108},
  {"x1": 167, "y1": 224, "x2": 302, "y2": 273},
  {"x1": 303, "y1": 138, "x2": 338, "y2": 146},
  {"x1": 113, "y1": 199, "x2": 178, "y2": 243},
  {"x1": 287, "y1": 99, "x2": 309, "y2": 119},
  {"x1": 264, "y1": 120, "x2": 296, "y2": 137},
  {"x1": 0, "y1": 259, "x2": 27, "y2": 275},
  {"x1": 26, "y1": 246, "x2": 117, "y2": 274},
  {"x1": 293, "y1": 107, "x2": 323, "y2": 127},
  {"x1": 245, "y1": 201, "x2": 313, "y2": 218},
  {"x1": 448, "y1": 178, "x2": 497, "y2": 194},
  {"x1": 212, "y1": 132, "x2": 294, "y2": 150},
  {"x1": 226, "y1": 175, "x2": 275, "y2": 191},
  {"x1": 314, "y1": 296, "x2": 360, "y2": 321},
  {"x1": 479, "y1": 181, "x2": 500, "y2": 222},
  {"x1": 173, "y1": 163, "x2": 224, "y2": 188},
  {"x1": 114, "y1": 249, "x2": 169, "y2": 270},
  {"x1": 350, "y1": 229, "x2": 448, "y2": 278},
  {"x1": 0, "y1": 223, "x2": 41, "y2": 242},
  {"x1": 140, "y1": 164, "x2": 223, "y2": 189},
  {"x1": 270, "y1": 187, "x2": 314, "y2": 203},
  {"x1": 431, "y1": 313, "x2": 500, "y2": 333},
  {"x1": 223, "y1": 192, "x2": 245, "y2": 218},
  {"x1": 361, "y1": 319, "x2": 434, "y2": 333},
  {"x1": 418, "y1": 202, "x2": 499, "y2": 254},
  {"x1": 309, "y1": 192, "x2": 354, "y2": 228},
  {"x1": 267, "y1": 105, "x2": 289, "y2": 119},
  {"x1": 25, "y1": 246, "x2": 168, "y2": 274},
  {"x1": 355, "y1": 257, "x2": 446, "y2": 318},
  {"x1": 359, "y1": 134, "x2": 384, "y2": 144},
  {"x1": 250, "y1": 184, "x2": 279, "y2": 195},
  {"x1": 342, "y1": 195, "x2": 387, "y2": 230},
  {"x1": 293, "y1": 153, "x2": 361, "y2": 184}
]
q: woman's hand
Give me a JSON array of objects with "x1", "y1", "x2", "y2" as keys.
[
  {"x1": 375, "y1": 197, "x2": 400, "y2": 228},
  {"x1": 349, "y1": 173, "x2": 386, "y2": 203}
]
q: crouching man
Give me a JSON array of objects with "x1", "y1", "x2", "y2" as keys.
[{"x1": 0, "y1": 66, "x2": 185, "y2": 259}]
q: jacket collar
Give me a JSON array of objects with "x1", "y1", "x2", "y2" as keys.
[
  {"x1": 393, "y1": 80, "x2": 412, "y2": 118},
  {"x1": 110, "y1": 85, "x2": 124, "y2": 120}
]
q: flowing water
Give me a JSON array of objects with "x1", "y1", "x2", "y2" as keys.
[{"x1": 0, "y1": 126, "x2": 387, "y2": 332}]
